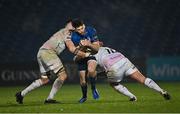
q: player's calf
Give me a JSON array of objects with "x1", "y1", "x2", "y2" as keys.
[{"x1": 111, "y1": 82, "x2": 136, "y2": 101}]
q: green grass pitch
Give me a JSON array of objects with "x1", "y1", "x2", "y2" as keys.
[{"x1": 0, "y1": 82, "x2": 179, "y2": 113}]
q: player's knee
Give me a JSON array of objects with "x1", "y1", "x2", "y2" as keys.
[
  {"x1": 141, "y1": 78, "x2": 146, "y2": 84},
  {"x1": 109, "y1": 82, "x2": 125, "y2": 92},
  {"x1": 88, "y1": 68, "x2": 96, "y2": 76},
  {"x1": 138, "y1": 76, "x2": 146, "y2": 84},
  {"x1": 87, "y1": 61, "x2": 97, "y2": 75},
  {"x1": 110, "y1": 82, "x2": 120, "y2": 87},
  {"x1": 53, "y1": 67, "x2": 67, "y2": 81},
  {"x1": 80, "y1": 81, "x2": 87, "y2": 86},
  {"x1": 40, "y1": 77, "x2": 49, "y2": 84},
  {"x1": 57, "y1": 71, "x2": 67, "y2": 81},
  {"x1": 80, "y1": 77, "x2": 86, "y2": 84}
]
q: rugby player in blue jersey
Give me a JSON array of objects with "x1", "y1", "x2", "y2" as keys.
[{"x1": 71, "y1": 18, "x2": 100, "y2": 103}]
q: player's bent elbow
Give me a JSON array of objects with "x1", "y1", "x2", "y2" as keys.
[{"x1": 68, "y1": 46, "x2": 76, "y2": 54}]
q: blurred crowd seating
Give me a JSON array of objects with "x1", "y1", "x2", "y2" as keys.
[{"x1": 0, "y1": 0, "x2": 179, "y2": 63}]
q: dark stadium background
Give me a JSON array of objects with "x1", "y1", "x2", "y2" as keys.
[{"x1": 0, "y1": 0, "x2": 180, "y2": 85}]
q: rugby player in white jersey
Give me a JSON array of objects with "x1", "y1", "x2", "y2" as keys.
[
  {"x1": 80, "y1": 40, "x2": 171, "y2": 101},
  {"x1": 15, "y1": 20, "x2": 91, "y2": 104}
]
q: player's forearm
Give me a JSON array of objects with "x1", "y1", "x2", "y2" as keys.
[
  {"x1": 77, "y1": 50, "x2": 90, "y2": 58},
  {"x1": 66, "y1": 40, "x2": 89, "y2": 58},
  {"x1": 69, "y1": 45, "x2": 90, "y2": 58},
  {"x1": 68, "y1": 46, "x2": 88, "y2": 58},
  {"x1": 87, "y1": 43, "x2": 100, "y2": 52},
  {"x1": 80, "y1": 39, "x2": 100, "y2": 51}
]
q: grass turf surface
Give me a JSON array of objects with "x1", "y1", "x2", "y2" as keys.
[{"x1": 0, "y1": 82, "x2": 179, "y2": 113}]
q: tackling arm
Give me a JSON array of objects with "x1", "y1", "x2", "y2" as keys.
[
  {"x1": 80, "y1": 39, "x2": 100, "y2": 52},
  {"x1": 65, "y1": 39, "x2": 90, "y2": 58},
  {"x1": 88, "y1": 41, "x2": 100, "y2": 52}
]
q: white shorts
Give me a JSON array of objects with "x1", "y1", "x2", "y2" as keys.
[
  {"x1": 106, "y1": 58, "x2": 138, "y2": 82},
  {"x1": 37, "y1": 49, "x2": 64, "y2": 75}
]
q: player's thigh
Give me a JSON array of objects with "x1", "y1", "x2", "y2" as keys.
[
  {"x1": 87, "y1": 60, "x2": 97, "y2": 73},
  {"x1": 76, "y1": 58, "x2": 88, "y2": 71},
  {"x1": 37, "y1": 57, "x2": 46, "y2": 74},
  {"x1": 38, "y1": 49, "x2": 64, "y2": 74},
  {"x1": 124, "y1": 59, "x2": 146, "y2": 83},
  {"x1": 124, "y1": 58, "x2": 138, "y2": 77},
  {"x1": 106, "y1": 62, "x2": 126, "y2": 82},
  {"x1": 129, "y1": 70, "x2": 146, "y2": 84},
  {"x1": 107, "y1": 58, "x2": 134, "y2": 82},
  {"x1": 107, "y1": 71, "x2": 124, "y2": 82}
]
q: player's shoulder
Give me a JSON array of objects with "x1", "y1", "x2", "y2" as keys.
[
  {"x1": 51, "y1": 28, "x2": 64, "y2": 37},
  {"x1": 86, "y1": 26, "x2": 95, "y2": 30},
  {"x1": 70, "y1": 32, "x2": 81, "y2": 44},
  {"x1": 86, "y1": 26, "x2": 96, "y2": 33},
  {"x1": 71, "y1": 31, "x2": 79, "y2": 38}
]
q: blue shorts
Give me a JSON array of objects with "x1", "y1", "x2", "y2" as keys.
[{"x1": 76, "y1": 56, "x2": 96, "y2": 71}]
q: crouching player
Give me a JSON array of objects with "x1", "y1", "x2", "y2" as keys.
[{"x1": 94, "y1": 46, "x2": 171, "y2": 101}]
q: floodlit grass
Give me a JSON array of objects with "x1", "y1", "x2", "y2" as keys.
[{"x1": 0, "y1": 82, "x2": 179, "y2": 113}]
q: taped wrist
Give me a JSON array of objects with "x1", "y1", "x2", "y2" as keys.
[
  {"x1": 85, "y1": 53, "x2": 91, "y2": 57},
  {"x1": 73, "y1": 48, "x2": 79, "y2": 55}
]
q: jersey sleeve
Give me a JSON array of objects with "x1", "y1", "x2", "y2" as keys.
[
  {"x1": 70, "y1": 32, "x2": 79, "y2": 46},
  {"x1": 90, "y1": 27, "x2": 99, "y2": 42}
]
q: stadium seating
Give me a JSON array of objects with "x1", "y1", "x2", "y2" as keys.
[{"x1": 0, "y1": 0, "x2": 180, "y2": 63}]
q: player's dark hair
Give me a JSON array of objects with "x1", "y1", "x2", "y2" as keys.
[
  {"x1": 71, "y1": 18, "x2": 84, "y2": 28},
  {"x1": 66, "y1": 18, "x2": 72, "y2": 24}
]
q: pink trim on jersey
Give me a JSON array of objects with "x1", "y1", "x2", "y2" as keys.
[{"x1": 103, "y1": 53, "x2": 125, "y2": 70}]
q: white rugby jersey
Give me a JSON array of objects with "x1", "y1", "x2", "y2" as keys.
[
  {"x1": 94, "y1": 47, "x2": 125, "y2": 71},
  {"x1": 40, "y1": 28, "x2": 71, "y2": 55}
]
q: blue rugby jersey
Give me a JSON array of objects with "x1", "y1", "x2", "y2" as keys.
[{"x1": 71, "y1": 26, "x2": 99, "y2": 46}]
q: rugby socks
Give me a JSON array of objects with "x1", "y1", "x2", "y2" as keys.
[
  {"x1": 47, "y1": 78, "x2": 64, "y2": 100},
  {"x1": 21, "y1": 79, "x2": 43, "y2": 96},
  {"x1": 89, "y1": 77, "x2": 96, "y2": 90},
  {"x1": 114, "y1": 84, "x2": 136, "y2": 99},
  {"x1": 144, "y1": 78, "x2": 163, "y2": 93},
  {"x1": 81, "y1": 84, "x2": 87, "y2": 98}
]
